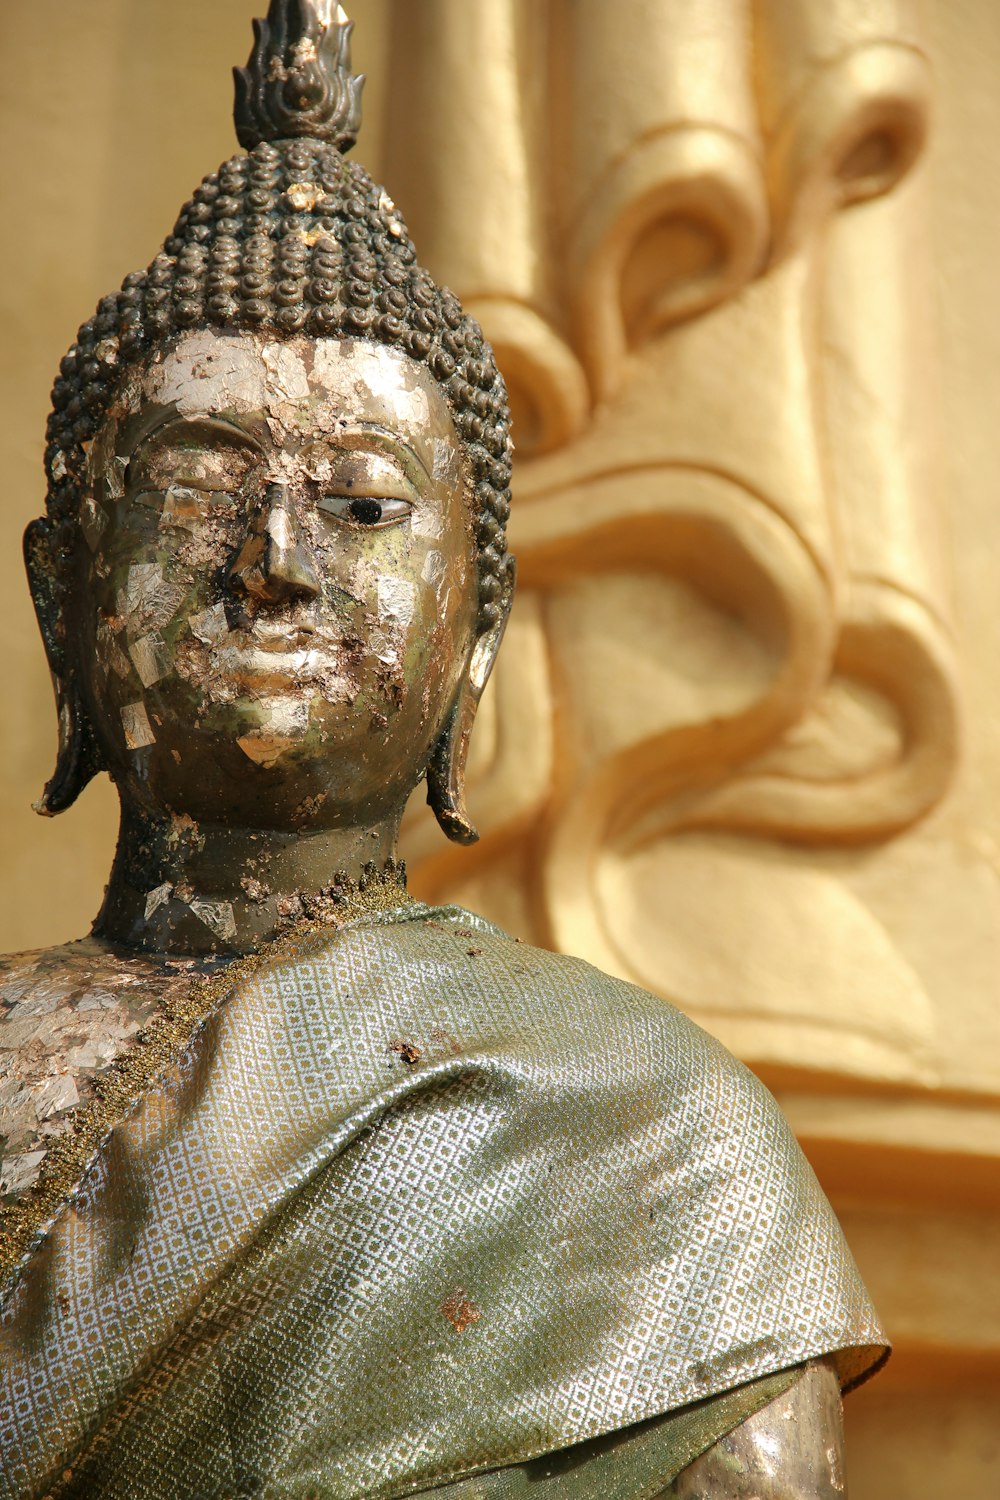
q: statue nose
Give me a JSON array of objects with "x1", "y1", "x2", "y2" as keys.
[{"x1": 227, "y1": 483, "x2": 321, "y2": 607}]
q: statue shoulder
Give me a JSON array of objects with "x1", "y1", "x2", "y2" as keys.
[
  {"x1": 0, "y1": 938, "x2": 199, "y2": 1202},
  {"x1": 403, "y1": 906, "x2": 764, "y2": 1095},
  {"x1": 0, "y1": 937, "x2": 109, "y2": 1017}
]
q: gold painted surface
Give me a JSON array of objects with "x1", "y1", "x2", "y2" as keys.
[
  {"x1": 395, "y1": 0, "x2": 970, "y2": 1095},
  {"x1": 2, "y1": 1, "x2": 1000, "y2": 1493},
  {"x1": 386, "y1": 2, "x2": 1000, "y2": 1492}
]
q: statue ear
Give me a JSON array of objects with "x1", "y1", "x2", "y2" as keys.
[
  {"x1": 427, "y1": 569, "x2": 515, "y2": 845},
  {"x1": 24, "y1": 518, "x2": 104, "y2": 816}
]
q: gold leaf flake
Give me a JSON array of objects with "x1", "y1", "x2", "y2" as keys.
[
  {"x1": 189, "y1": 604, "x2": 229, "y2": 645},
  {"x1": 187, "y1": 901, "x2": 237, "y2": 943},
  {"x1": 285, "y1": 181, "x2": 321, "y2": 212}
]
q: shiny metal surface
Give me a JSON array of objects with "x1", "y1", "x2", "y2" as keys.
[{"x1": 671, "y1": 1361, "x2": 846, "y2": 1498}]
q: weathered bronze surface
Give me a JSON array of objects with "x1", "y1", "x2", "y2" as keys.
[
  {"x1": 80, "y1": 329, "x2": 479, "y2": 954},
  {"x1": 0, "y1": 3, "x2": 884, "y2": 1496}
]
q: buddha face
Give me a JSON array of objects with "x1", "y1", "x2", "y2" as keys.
[{"x1": 74, "y1": 330, "x2": 479, "y2": 830}]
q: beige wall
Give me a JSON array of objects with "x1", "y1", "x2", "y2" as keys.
[{"x1": 2, "y1": 1, "x2": 999, "y2": 1492}]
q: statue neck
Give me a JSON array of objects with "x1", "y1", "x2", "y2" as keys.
[{"x1": 94, "y1": 799, "x2": 405, "y2": 957}]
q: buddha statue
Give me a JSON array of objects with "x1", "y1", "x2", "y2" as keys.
[{"x1": 0, "y1": 5, "x2": 886, "y2": 1497}]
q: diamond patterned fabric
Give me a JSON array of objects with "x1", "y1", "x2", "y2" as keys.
[{"x1": 0, "y1": 906, "x2": 885, "y2": 1499}]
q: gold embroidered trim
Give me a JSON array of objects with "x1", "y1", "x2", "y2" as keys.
[{"x1": 0, "y1": 866, "x2": 411, "y2": 1299}]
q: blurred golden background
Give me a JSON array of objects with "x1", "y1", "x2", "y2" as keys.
[{"x1": 2, "y1": 0, "x2": 999, "y2": 1491}]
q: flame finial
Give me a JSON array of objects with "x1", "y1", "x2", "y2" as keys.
[{"x1": 234, "y1": 0, "x2": 365, "y2": 152}]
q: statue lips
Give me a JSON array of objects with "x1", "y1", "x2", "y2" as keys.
[{"x1": 208, "y1": 623, "x2": 355, "y2": 692}]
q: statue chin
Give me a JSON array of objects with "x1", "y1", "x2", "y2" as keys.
[{"x1": 85, "y1": 679, "x2": 436, "y2": 834}]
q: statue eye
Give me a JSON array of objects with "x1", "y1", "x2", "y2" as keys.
[
  {"x1": 318, "y1": 494, "x2": 412, "y2": 528},
  {"x1": 128, "y1": 443, "x2": 256, "y2": 497},
  {"x1": 313, "y1": 449, "x2": 418, "y2": 524}
]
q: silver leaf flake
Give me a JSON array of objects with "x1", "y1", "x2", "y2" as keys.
[
  {"x1": 34, "y1": 1073, "x2": 80, "y2": 1121},
  {"x1": 1, "y1": 1015, "x2": 62, "y2": 1050},
  {"x1": 65, "y1": 1037, "x2": 119, "y2": 1070},
  {"x1": 106, "y1": 455, "x2": 128, "y2": 501},
  {"x1": 121, "y1": 702, "x2": 156, "y2": 750},
  {"x1": 377, "y1": 577, "x2": 415, "y2": 629},
  {"x1": 129, "y1": 635, "x2": 169, "y2": 688},
  {"x1": 145, "y1": 883, "x2": 174, "y2": 920},
  {"x1": 27, "y1": 1010, "x2": 88, "y2": 1047},
  {"x1": 0, "y1": 974, "x2": 39, "y2": 1007},
  {"x1": 76, "y1": 990, "x2": 115, "y2": 1011},
  {"x1": 0, "y1": 946, "x2": 191, "y2": 1206},
  {"x1": 432, "y1": 438, "x2": 454, "y2": 483},
  {"x1": 97, "y1": 620, "x2": 133, "y2": 681},
  {"x1": 119, "y1": 563, "x2": 185, "y2": 638},
  {"x1": 0, "y1": 1150, "x2": 46, "y2": 1197},
  {"x1": 10, "y1": 983, "x2": 61, "y2": 1019},
  {"x1": 187, "y1": 901, "x2": 237, "y2": 942},
  {"x1": 422, "y1": 551, "x2": 447, "y2": 591},
  {"x1": 0, "y1": 1077, "x2": 25, "y2": 1112},
  {"x1": 160, "y1": 486, "x2": 204, "y2": 533},
  {"x1": 81, "y1": 496, "x2": 109, "y2": 553},
  {"x1": 263, "y1": 342, "x2": 311, "y2": 402},
  {"x1": 411, "y1": 506, "x2": 443, "y2": 541},
  {"x1": 368, "y1": 626, "x2": 401, "y2": 667}
]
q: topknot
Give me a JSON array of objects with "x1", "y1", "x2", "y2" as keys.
[{"x1": 235, "y1": 0, "x2": 365, "y2": 152}]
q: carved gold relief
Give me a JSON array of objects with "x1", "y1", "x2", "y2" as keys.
[
  {"x1": 398, "y1": 0, "x2": 960, "y2": 1088},
  {"x1": 384, "y1": 0, "x2": 589, "y2": 454}
]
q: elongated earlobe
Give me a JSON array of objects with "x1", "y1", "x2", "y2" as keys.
[
  {"x1": 24, "y1": 517, "x2": 104, "y2": 816},
  {"x1": 427, "y1": 578, "x2": 514, "y2": 845},
  {"x1": 426, "y1": 693, "x2": 481, "y2": 845},
  {"x1": 34, "y1": 680, "x2": 104, "y2": 816}
]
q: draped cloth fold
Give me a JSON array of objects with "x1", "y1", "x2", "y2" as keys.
[{"x1": 0, "y1": 906, "x2": 885, "y2": 1500}]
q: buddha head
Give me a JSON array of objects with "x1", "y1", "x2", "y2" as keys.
[{"x1": 24, "y1": 1, "x2": 513, "y2": 864}]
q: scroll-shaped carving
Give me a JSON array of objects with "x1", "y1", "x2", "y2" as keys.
[
  {"x1": 395, "y1": 0, "x2": 959, "y2": 1088},
  {"x1": 566, "y1": 0, "x2": 769, "y2": 398},
  {"x1": 516, "y1": 469, "x2": 938, "y2": 1083},
  {"x1": 755, "y1": 0, "x2": 931, "y2": 250},
  {"x1": 676, "y1": 182, "x2": 959, "y2": 842},
  {"x1": 514, "y1": 251, "x2": 841, "y2": 595},
  {"x1": 384, "y1": 0, "x2": 588, "y2": 455}
]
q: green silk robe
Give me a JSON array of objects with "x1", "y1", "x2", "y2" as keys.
[{"x1": 0, "y1": 904, "x2": 885, "y2": 1498}]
